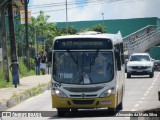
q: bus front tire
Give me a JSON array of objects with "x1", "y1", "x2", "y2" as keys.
[
  {"x1": 117, "y1": 102, "x2": 123, "y2": 110},
  {"x1": 57, "y1": 108, "x2": 69, "y2": 117},
  {"x1": 108, "y1": 108, "x2": 116, "y2": 115}
]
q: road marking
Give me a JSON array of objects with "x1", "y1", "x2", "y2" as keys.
[
  {"x1": 131, "y1": 109, "x2": 136, "y2": 111},
  {"x1": 134, "y1": 104, "x2": 139, "y2": 107},
  {"x1": 152, "y1": 83, "x2": 155, "y2": 85},
  {"x1": 150, "y1": 86, "x2": 154, "y2": 88},
  {"x1": 144, "y1": 93, "x2": 148, "y2": 96},
  {"x1": 146, "y1": 91, "x2": 149, "y2": 93},
  {"x1": 138, "y1": 101, "x2": 142, "y2": 104},
  {"x1": 141, "y1": 97, "x2": 145, "y2": 100}
]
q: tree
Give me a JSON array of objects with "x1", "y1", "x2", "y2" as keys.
[
  {"x1": 91, "y1": 24, "x2": 107, "y2": 33},
  {"x1": 29, "y1": 11, "x2": 58, "y2": 56},
  {"x1": 58, "y1": 26, "x2": 77, "y2": 35}
]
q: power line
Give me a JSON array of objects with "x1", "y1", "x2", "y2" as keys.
[
  {"x1": 29, "y1": 0, "x2": 126, "y2": 9},
  {"x1": 31, "y1": 0, "x2": 131, "y2": 14}
]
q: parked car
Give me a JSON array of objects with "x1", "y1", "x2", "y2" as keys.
[
  {"x1": 154, "y1": 60, "x2": 160, "y2": 71},
  {"x1": 127, "y1": 53, "x2": 154, "y2": 78}
]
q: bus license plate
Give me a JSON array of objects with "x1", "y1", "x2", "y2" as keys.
[{"x1": 100, "y1": 100, "x2": 111, "y2": 104}]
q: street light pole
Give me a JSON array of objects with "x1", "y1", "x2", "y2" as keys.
[
  {"x1": 101, "y1": 13, "x2": 104, "y2": 27},
  {"x1": 21, "y1": 0, "x2": 30, "y2": 70}
]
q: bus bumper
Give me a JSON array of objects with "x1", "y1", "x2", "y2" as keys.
[{"x1": 52, "y1": 94, "x2": 117, "y2": 109}]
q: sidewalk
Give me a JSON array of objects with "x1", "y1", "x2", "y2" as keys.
[{"x1": 0, "y1": 74, "x2": 51, "y2": 111}]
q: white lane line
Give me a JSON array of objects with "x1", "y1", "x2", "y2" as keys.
[
  {"x1": 138, "y1": 101, "x2": 142, "y2": 104},
  {"x1": 146, "y1": 91, "x2": 150, "y2": 94},
  {"x1": 141, "y1": 97, "x2": 145, "y2": 100},
  {"x1": 150, "y1": 86, "x2": 154, "y2": 88},
  {"x1": 134, "y1": 104, "x2": 139, "y2": 107},
  {"x1": 144, "y1": 93, "x2": 148, "y2": 96},
  {"x1": 131, "y1": 109, "x2": 136, "y2": 111}
]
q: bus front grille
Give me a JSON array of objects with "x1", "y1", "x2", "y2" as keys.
[
  {"x1": 72, "y1": 100, "x2": 94, "y2": 105},
  {"x1": 70, "y1": 94, "x2": 97, "y2": 98},
  {"x1": 64, "y1": 86, "x2": 104, "y2": 92}
]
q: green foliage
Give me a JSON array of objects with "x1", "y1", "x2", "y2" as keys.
[
  {"x1": 28, "y1": 11, "x2": 58, "y2": 54},
  {"x1": 91, "y1": 24, "x2": 107, "y2": 33},
  {"x1": 0, "y1": 68, "x2": 12, "y2": 88},
  {"x1": 58, "y1": 26, "x2": 78, "y2": 35},
  {"x1": 19, "y1": 58, "x2": 35, "y2": 77}
]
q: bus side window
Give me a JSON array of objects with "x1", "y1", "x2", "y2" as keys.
[
  {"x1": 120, "y1": 43, "x2": 125, "y2": 65},
  {"x1": 115, "y1": 49, "x2": 121, "y2": 71}
]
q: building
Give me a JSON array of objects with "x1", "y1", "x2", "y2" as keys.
[{"x1": 56, "y1": 17, "x2": 160, "y2": 37}]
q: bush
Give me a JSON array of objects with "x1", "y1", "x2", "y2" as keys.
[
  {"x1": 19, "y1": 60, "x2": 35, "y2": 77},
  {"x1": 0, "y1": 68, "x2": 12, "y2": 88}
]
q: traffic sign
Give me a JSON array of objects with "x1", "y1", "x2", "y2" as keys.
[
  {"x1": 38, "y1": 37, "x2": 46, "y2": 42},
  {"x1": 20, "y1": 10, "x2": 32, "y2": 24}
]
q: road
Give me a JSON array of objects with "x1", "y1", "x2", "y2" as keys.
[{"x1": 2, "y1": 72, "x2": 160, "y2": 120}]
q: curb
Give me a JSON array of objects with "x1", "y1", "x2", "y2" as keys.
[{"x1": 0, "y1": 84, "x2": 51, "y2": 111}]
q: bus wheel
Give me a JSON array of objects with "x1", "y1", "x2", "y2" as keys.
[
  {"x1": 108, "y1": 108, "x2": 116, "y2": 115},
  {"x1": 57, "y1": 108, "x2": 69, "y2": 117},
  {"x1": 117, "y1": 102, "x2": 123, "y2": 110}
]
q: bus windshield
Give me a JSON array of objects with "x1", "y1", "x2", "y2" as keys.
[{"x1": 53, "y1": 51, "x2": 114, "y2": 84}]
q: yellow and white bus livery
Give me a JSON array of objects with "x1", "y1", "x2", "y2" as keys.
[{"x1": 51, "y1": 31, "x2": 125, "y2": 117}]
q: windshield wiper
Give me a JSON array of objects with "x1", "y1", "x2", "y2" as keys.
[
  {"x1": 67, "y1": 50, "x2": 78, "y2": 65},
  {"x1": 91, "y1": 50, "x2": 99, "y2": 65}
]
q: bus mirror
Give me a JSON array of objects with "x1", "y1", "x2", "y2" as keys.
[{"x1": 115, "y1": 50, "x2": 121, "y2": 71}]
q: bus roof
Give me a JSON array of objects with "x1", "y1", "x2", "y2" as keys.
[
  {"x1": 52, "y1": 32, "x2": 123, "y2": 50},
  {"x1": 54, "y1": 31, "x2": 122, "y2": 43}
]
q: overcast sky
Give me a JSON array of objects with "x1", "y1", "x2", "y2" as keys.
[{"x1": 29, "y1": 0, "x2": 160, "y2": 23}]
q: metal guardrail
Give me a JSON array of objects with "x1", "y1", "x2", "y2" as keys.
[
  {"x1": 123, "y1": 25, "x2": 160, "y2": 57},
  {"x1": 123, "y1": 25, "x2": 157, "y2": 52},
  {"x1": 128, "y1": 27, "x2": 160, "y2": 56}
]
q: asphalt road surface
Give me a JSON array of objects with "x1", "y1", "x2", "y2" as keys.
[{"x1": 3, "y1": 72, "x2": 160, "y2": 120}]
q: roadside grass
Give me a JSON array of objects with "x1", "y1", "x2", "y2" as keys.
[{"x1": 11, "y1": 83, "x2": 50, "y2": 100}]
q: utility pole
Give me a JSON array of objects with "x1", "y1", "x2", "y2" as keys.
[
  {"x1": 21, "y1": 0, "x2": 30, "y2": 70},
  {"x1": 1, "y1": 2, "x2": 10, "y2": 82},
  {"x1": 66, "y1": 0, "x2": 68, "y2": 34},
  {"x1": 8, "y1": 0, "x2": 17, "y2": 61}
]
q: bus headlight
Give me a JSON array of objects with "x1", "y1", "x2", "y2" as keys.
[
  {"x1": 99, "y1": 88, "x2": 114, "y2": 98},
  {"x1": 54, "y1": 89, "x2": 67, "y2": 98}
]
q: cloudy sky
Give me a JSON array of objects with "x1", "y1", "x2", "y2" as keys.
[{"x1": 29, "y1": 0, "x2": 160, "y2": 22}]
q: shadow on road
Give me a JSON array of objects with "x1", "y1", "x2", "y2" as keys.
[{"x1": 49, "y1": 109, "x2": 119, "y2": 119}]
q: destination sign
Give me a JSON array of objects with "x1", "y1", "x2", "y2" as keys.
[{"x1": 53, "y1": 38, "x2": 113, "y2": 50}]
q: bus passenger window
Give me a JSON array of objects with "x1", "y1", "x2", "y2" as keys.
[{"x1": 115, "y1": 50, "x2": 121, "y2": 71}]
